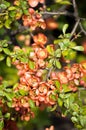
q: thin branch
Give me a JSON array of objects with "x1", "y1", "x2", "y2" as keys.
[
  {"x1": 71, "y1": 31, "x2": 82, "y2": 42},
  {"x1": 70, "y1": 0, "x2": 80, "y2": 39},
  {"x1": 79, "y1": 22, "x2": 86, "y2": 35},
  {"x1": 46, "y1": 67, "x2": 53, "y2": 81},
  {"x1": 42, "y1": 11, "x2": 74, "y2": 17},
  {"x1": 70, "y1": 19, "x2": 80, "y2": 39},
  {"x1": 72, "y1": 0, "x2": 79, "y2": 19},
  {"x1": 80, "y1": 17, "x2": 86, "y2": 21}
]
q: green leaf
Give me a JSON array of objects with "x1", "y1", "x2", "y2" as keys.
[
  {"x1": 0, "y1": 54, "x2": 5, "y2": 61},
  {"x1": 54, "y1": 39, "x2": 62, "y2": 44},
  {"x1": 54, "y1": 80, "x2": 60, "y2": 91},
  {"x1": 79, "y1": 116, "x2": 86, "y2": 127},
  {"x1": 19, "y1": 89, "x2": 28, "y2": 96},
  {"x1": 0, "y1": 48, "x2": 2, "y2": 52},
  {"x1": 46, "y1": 45, "x2": 54, "y2": 55},
  {"x1": 50, "y1": 105, "x2": 57, "y2": 111},
  {"x1": 7, "y1": 102, "x2": 12, "y2": 107},
  {"x1": 71, "y1": 104, "x2": 79, "y2": 112},
  {"x1": 0, "y1": 4, "x2": 7, "y2": 9},
  {"x1": 64, "y1": 98, "x2": 70, "y2": 108},
  {"x1": 3, "y1": 48, "x2": 11, "y2": 55},
  {"x1": 54, "y1": 49, "x2": 61, "y2": 58},
  {"x1": 0, "y1": 40, "x2": 8, "y2": 47},
  {"x1": 6, "y1": 57, "x2": 11, "y2": 67},
  {"x1": 59, "y1": 1, "x2": 71, "y2": 5},
  {"x1": 0, "y1": 120, "x2": 4, "y2": 130},
  {"x1": 29, "y1": 99, "x2": 35, "y2": 108},
  {"x1": 8, "y1": 6, "x2": 16, "y2": 11},
  {"x1": 71, "y1": 46, "x2": 84, "y2": 51},
  {"x1": 62, "y1": 84, "x2": 71, "y2": 93},
  {"x1": 9, "y1": 11, "x2": 16, "y2": 18},
  {"x1": 63, "y1": 24, "x2": 69, "y2": 35},
  {"x1": 58, "y1": 98, "x2": 63, "y2": 107},
  {"x1": 2, "y1": 81, "x2": 9, "y2": 88},
  {"x1": 4, "y1": 19, "x2": 12, "y2": 29},
  {"x1": 55, "y1": 60, "x2": 61, "y2": 69},
  {"x1": 4, "y1": 113, "x2": 10, "y2": 119},
  {"x1": 3, "y1": 1, "x2": 10, "y2": 7},
  {"x1": 71, "y1": 116, "x2": 78, "y2": 123},
  {"x1": 4, "y1": 93, "x2": 12, "y2": 101},
  {"x1": 28, "y1": 60, "x2": 35, "y2": 69}
]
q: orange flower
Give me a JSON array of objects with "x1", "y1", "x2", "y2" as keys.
[
  {"x1": 33, "y1": 33, "x2": 47, "y2": 46},
  {"x1": 28, "y1": 0, "x2": 39, "y2": 7},
  {"x1": 27, "y1": 76, "x2": 40, "y2": 89},
  {"x1": 36, "y1": 69, "x2": 44, "y2": 77},
  {"x1": 37, "y1": 59, "x2": 46, "y2": 68},
  {"x1": 45, "y1": 17, "x2": 58, "y2": 30},
  {"x1": 36, "y1": 82, "x2": 48, "y2": 96},
  {"x1": 50, "y1": 72, "x2": 58, "y2": 80},
  {"x1": 37, "y1": 49, "x2": 48, "y2": 59},
  {"x1": 45, "y1": 125, "x2": 54, "y2": 130},
  {"x1": 57, "y1": 72, "x2": 68, "y2": 84}
]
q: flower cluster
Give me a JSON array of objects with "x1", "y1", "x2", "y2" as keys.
[
  {"x1": 12, "y1": 33, "x2": 57, "y2": 121},
  {"x1": 22, "y1": 8, "x2": 46, "y2": 30},
  {"x1": 51, "y1": 62, "x2": 86, "y2": 92},
  {"x1": 12, "y1": 32, "x2": 86, "y2": 121}
]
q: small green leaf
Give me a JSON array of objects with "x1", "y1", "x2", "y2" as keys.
[
  {"x1": 60, "y1": 1, "x2": 71, "y2": 5},
  {"x1": 19, "y1": 89, "x2": 28, "y2": 96},
  {"x1": 0, "y1": 48, "x2": 2, "y2": 52},
  {"x1": 54, "y1": 80, "x2": 60, "y2": 90},
  {"x1": 4, "y1": 19, "x2": 12, "y2": 29},
  {"x1": 0, "y1": 22, "x2": 3, "y2": 28},
  {"x1": 79, "y1": 116, "x2": 86, "y2": 127},
  {"x1": 71, "y1": 46, "x2": 84, "y2": 51},
  {"x1": 46, "y1": 45, "x2": 54, "y2": 55},
  {"x1": 54, "y1": 49, "x2": 61, "y2": 58},
  {"x1": 29, "y1": 99, "x2": 35, "y2": 108},
  {"x1": 0, "y1": 120, "x2": 4, "y2": 130},
  {"x1": 0, "y1": 4, "x2": 7, "y2": 9},
  {"x1": 28, "y1": 60, "x2": 35, "y2": 69},
  {"x1": 58, "y1": 98, "x2": 63, "y2": 107},
  {"x1": 4, "y1": 113, "x2": 10, "y2": 119},
  {"x1": 3, "y1": 48, "x2": 11, "y2": 55},
  {"x1": 7, "y1": 102, "x2": 12, "y2": 107},
  {"x1": 3, "y1": 1, "x2": 10, "y2": 7},
  {"x1": 64, "y1": 98, "x2": 70, "y2": 108},
  {"x1": 8, "y1": 6, "x2": 16, "y2": 11},
  {"x1": 6, "y1": 57, "x2": 11, "y2": 67},
  {"x1": 0, "y1": 54, "x2": 5, "y2": 61},
  {"x1": 4, "y1": 93, "x2": 12, "y2": 101},
  {"x1": 71, "y1": 116, "x2": 78, "y2": 123},
  {"x1": 55, "y1": 60, "x2": 61, "y2": 69},
  {"x1": 50, "y1": 105, "x2": 57, "y2": 111},
  {"x1": 0, "y1": 40, "x2": 8, "y2": 47},
  {"x1": 9, "y1": 11, "x2": 16, "y2": 18},
  {"x1": 62, "y1": 84, "x2": 71, "y2": 93},
  {"x1": 63, "y1": 24, "x2": 69, "y2": 35}
]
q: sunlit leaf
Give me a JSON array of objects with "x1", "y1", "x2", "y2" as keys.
[
  {"x1": 6, "y1": 56, "x2": 11, "y2": 67},
  {"x1": 63, "y1": 24, "x2": 69, "y2": 35},
  {"x1": 71, "y1": 46, "x2": 84, "y2": 51}
]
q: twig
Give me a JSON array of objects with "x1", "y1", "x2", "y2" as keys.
[
  {"x1": 72, "y1": 0, "x2": 79, "y2": 19},
  {"x1": 79, "y1": 22, "x2": 86, "y2": 35},
  {"x1": 70, "y1": 19, "x2": 80, "y2": 39},
  {"x1": 42, "y1": 11, "x2": 74, "y2": 17},
  {"x1": 80, "y1": 18, "x2": 86, "y2": 21},
  {"x1": 71, "y1": 31, "x2": 82, "y2": 42},
  {"x1": 46, "y1": 67, "x2": 53, "y2": 81}
]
